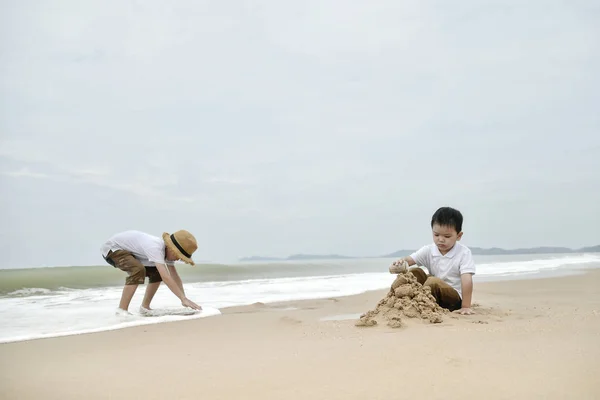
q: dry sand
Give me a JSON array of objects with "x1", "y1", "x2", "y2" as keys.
[{"x1": 1, "y1": 270, "x2": 599, "y2": 400}]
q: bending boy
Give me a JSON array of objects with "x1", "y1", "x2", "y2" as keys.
[
  {"x1": 101, "y1": 229, "x2": 202, "y2": 315},
  {"x1": 389, "y1": 207, "x2": 476, "y2": 315}
]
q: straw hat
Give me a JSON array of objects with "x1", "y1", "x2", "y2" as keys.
[{"x1": 163, "y1": 230, "x2": 198, "y2": 266}]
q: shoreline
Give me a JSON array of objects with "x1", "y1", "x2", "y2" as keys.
[
  {"x1": 1, "y1": 269, "x2": 599, "y2": 399},
  {"x1": 0, "y1": 263, "x2": 599, "y2": 345}
]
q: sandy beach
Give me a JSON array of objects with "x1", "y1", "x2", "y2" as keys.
[{"x1": 1, "y1": 270, "x2": 599, "y2": 400}]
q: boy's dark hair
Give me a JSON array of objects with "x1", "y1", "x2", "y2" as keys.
[{"x1": 431, "y1": 207, "x2": 463, "y2": 233}]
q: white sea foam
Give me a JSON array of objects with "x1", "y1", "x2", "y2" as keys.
[
  {"x1": 7, "y1": 288, "x2": 53, "y2": 296},
  {"x1": 474, "y1": 254, "x2": 599, "y2": 276},
  {"x1": 0, "y1": 253, "x2": 598, "y2": 343}
]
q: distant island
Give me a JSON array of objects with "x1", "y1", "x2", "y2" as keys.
[{"x1": 239, "y1": 245, "x2": 600, "y2": 262}]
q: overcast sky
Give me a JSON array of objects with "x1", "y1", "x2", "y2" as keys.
[{"x1": 1, "y1": 1, "x2": 599, "y2": 268}]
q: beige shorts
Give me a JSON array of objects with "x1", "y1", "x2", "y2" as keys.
[
  {"x1": 409, "y1": 267, "x2": 462, "y2": 311},
  {"x1": 104, "y1": 250, "x2": 162, "y2": 285}
]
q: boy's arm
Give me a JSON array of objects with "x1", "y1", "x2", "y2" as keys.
[
  {"x1": 402, "y1": 256, "x2": 417, "y2": 266},
  {"x1": 456, "y1": 249, "x2": 476, "y2": 315},
  {"x1": 458, "y1": 273, "x2": 475, "y2": 315},
  {"x1": 168, "y1": 265, "x2": 185, "y2": 297},
  {"x1": 155, "y1": 263, "x2": 201, "y2": 310},
  {"x1": 390, "y1": 245, "x2": 429, "y2": 274}
]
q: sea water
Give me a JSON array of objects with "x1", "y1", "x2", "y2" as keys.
[{"x1": 0, "y1": 253, "x2": 598, "y2": 343}]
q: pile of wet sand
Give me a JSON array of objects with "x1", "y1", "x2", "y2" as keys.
[{"x1": 356, "y1": 270, "x2": 446, "y2": 328}]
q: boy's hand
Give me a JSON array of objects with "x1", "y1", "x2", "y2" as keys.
[
  {"x1": 389, "y1": 259, "x2": 408, "y2": 274},
  {"x1": 455, "y1": 307, "x2": 475, "y2": 315},
  {"x1": 181, "y1": 298, "x2": 202, "y2": 310}
]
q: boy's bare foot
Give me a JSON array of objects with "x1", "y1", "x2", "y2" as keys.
[
  {"x1": 139, "y1": 306, "x2": 153, "y2": 316},
  {"x1": 115, "y1": 308, "x2": 133, "y2": 317}
]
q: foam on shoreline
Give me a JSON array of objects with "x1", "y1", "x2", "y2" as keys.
[{"x1": 1, "y1": 255, "x2": 599, "y2": 344}]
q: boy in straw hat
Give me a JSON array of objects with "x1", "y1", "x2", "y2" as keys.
[{"x1": 101, "y1": 229, "x2": 202, "y2": 315}]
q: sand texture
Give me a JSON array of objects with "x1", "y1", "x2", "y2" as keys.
[
  {"x1": 356, "y1": 271, "x2": 445, "y2": 327},
  {"x1": 1, "y1": 270, "x2": 600, "y2": 400}
]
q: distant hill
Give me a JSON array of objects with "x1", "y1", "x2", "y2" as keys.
[
  {"x1": 579, "y1": 245, "x2": 600, "y2": 253},
  {"x1": 468, "y1": 245, "x2": 600, "y2": 255},
  {"x1": 237, "y1": 256, "x2": 283, "y2": 262},
  {"x1": 380, "y1": 249, "x2": 415, "y2": 258},
  {"x1": 240, "y1": 245, "x2": 600, "y2": 262},
  {"x1": 469, "y1": 246, "x2": 573, "y2": 255},
  {"x1": 381, "y1": 246, "x2": 600, "y2": 258}
]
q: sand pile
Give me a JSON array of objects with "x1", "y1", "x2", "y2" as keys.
[{"x1": 356, "y1": 270, "x2": 446, "y2": 328}]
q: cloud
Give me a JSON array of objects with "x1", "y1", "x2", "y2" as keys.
[
  {"x1": 0, "y1": 0, "x2": 599, "y2": 268},
  {"x1": 0, "y1": 156, "x2": 195, "y2": 205},
  {"x1": 0, "y1": 168, "x2": 49, "y2": 179}
]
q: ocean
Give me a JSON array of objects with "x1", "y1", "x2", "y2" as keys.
[{"x1": 1, "y1": 253, "x2": 599, "y2": 344}]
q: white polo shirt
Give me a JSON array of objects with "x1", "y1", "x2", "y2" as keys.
[
  {"x1": 101, "y1": 230, "x2": 173, "y2": 267},
  {"x1": 409, "y1": 242, "x2": 476, "y2": 297}
]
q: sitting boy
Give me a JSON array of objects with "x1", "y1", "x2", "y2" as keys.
[{"x1": 389, "y1": 207, "x2": 476, "y2": 315}]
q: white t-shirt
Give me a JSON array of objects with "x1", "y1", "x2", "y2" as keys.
[
  {"x1": 101, "y1": 230, "x2": 173, "y2": 267},
  {"x1": 409, "y1": 242, "x2": 476, "y2": 297}
]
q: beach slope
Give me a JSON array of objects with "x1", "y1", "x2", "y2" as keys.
[{"x1": 1, "y1": 270, "x2": 599, "y2": 399}]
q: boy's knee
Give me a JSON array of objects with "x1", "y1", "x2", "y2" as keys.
[
  {"x1": 409, "y1": 267, "x2": 427, "y2": 285},
  {"x1": 425, "y1": 278, "x2": 462, "y2": 311},
  {"x1": 424, "y1": 277, "x2": 444, "y2": 289},
  {"x1": 424, "y1": 278, "x2": 447, "y2": 300}
]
